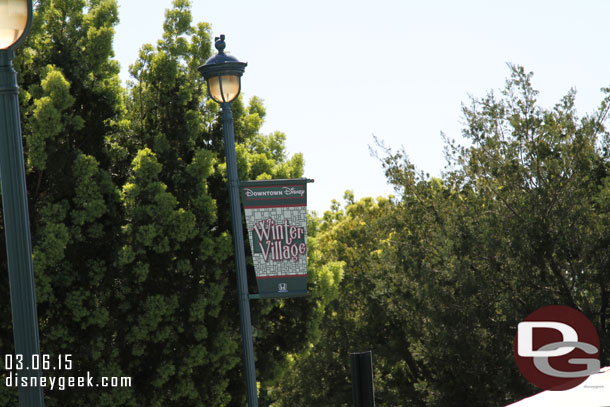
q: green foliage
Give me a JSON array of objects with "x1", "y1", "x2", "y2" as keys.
[
  {"x1": 1, "y1": 1, "x2": 310, "y2": 406},
  {"x1": 9, "y1": 1, "x2": 610, "y2": 406},
  {"x1": 275, "y1": 65, "x2": 610, "y2": 406}
]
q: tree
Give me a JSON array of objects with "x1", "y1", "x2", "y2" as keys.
[
  {"x1": 1, "y1": 1, "x2": 316, "y2": 406},
  {"x1": 275, "y1": 194, "x2": 412, "y2": 406},
  {"x1": 275, "y1": 65, "x2": 610, "y2": 406},
  {"x1": 1, "y1": 1, "x2": 131, "y2": 405}
]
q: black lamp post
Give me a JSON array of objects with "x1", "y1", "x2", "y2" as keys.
[
  {"x1": 198, "y1": 35, "x2": 258, "y2": 407},
  {"x1": 0, "y1": 1, "x2": 45, "y2": 406}
]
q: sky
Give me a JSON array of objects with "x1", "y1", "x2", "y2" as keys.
[{"x1": 113, "y1": 0, "x2": 610, "y2": 213}]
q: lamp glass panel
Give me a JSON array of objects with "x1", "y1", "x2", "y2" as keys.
[
  {"x1": 0, "y1": 0, "x2": 27, "y2": 49},
  {"x1": 208, "y1": 75, "x2": 240, "y2": 103}
]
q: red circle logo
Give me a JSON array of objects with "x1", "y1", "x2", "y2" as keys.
[{"x1": 513, "y1": 305, "x2": 600, "y2": 391}]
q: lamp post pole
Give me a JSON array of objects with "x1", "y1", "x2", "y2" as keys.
[
  {"x1": 222, "y1": 101, "x2": 259, "y2": 407},
  {"x1": 0, "y1": 2, "x2": 44, "y2": 406},
  {"x1": 199, "y1": 35, "x2": 258, "y2": 407}
]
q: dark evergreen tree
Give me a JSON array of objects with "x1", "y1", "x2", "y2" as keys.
[{"x1": 1, "y1": 1, "x2": 316, "y2": 405}]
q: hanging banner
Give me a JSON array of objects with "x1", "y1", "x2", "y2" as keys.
[{"x1": 241, "y1": 178, "x2": 313, "y2": 299}]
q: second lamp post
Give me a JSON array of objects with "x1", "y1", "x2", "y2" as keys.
[{"x1": 198, "y1": 35, "x2": 258, "y2": 407}]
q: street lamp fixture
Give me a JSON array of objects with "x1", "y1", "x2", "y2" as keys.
[
  {"x1": 198, "y1": 35, "x2": 258, "y2": 407},
  {"x1": 0, "y1": 1, "x2": 44, "y2": 406},
  {"x1": 198, "y1": 34, "x2": 246, "y2": 104}
]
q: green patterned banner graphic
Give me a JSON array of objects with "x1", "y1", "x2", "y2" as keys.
[{"x1": 241, "y1": 179, "x2": 313, "y2": 299}]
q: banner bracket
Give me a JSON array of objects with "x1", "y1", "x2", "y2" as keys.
[{"x1": 239, "y1": 178, "x2": 315, "y2": 187}]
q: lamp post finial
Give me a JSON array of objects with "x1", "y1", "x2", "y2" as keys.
[{"x1": 215, "y1": 34, "x2": 226, "y2": 54}]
